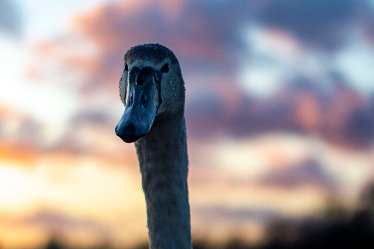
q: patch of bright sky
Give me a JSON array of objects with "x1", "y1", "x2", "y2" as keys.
[
  {"x1": 1, "y1": 0, "x2": 116, "y2": 143},
  {"x1": 0, "y1": 36, "x2": 78, "y2": 143},
  {"x1": 17, "y1": 0, "x2": 116, "y2": 40},
  {"x1": 0, "y1": 164, "x2": 42, "y2": 212},
  {"x1": 0, "y1": 158, "x2": 145, "y2": 246},
  {"x1": 0, "y1": 156, "x2": 139, "y2": 213},
  {"x1": 238, "y1": 26, "x2": 329, "y2": 98},
  {"x1": 239, "y1": 25, "x2": 374, "y2": 97},
  {"x1": 238, "y1": 26, "x2": 287, "y2": 97},
  {"x1": 238, "y1": 63, "x2": 285, "y2": 98},
  {"x1": 210, "y1": 133, "x2": 312, "y2": 179},
  {"x1": 334, "y1": 39, "x2": 374, "y2": 95}
]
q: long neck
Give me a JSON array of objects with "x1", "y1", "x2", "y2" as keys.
[{"x1": 135, "y1": 113, "x2": 191, "y2": 249}]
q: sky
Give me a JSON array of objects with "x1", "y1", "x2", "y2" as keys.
[{"x1": 0, "y1": 0, "x2": 374, "y2": 248}]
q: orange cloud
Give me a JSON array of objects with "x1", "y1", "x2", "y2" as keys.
[{"x1": 0, "y1": 143, "x2": 36, "y2": 166}]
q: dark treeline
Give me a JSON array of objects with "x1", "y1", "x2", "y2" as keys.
[{"x1": 40, "y1": 184, "x2": 374, "y2": 249}]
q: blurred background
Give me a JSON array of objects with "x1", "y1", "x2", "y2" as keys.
[{"x1": 1, "y1": 0, "x2": 374, "y2": 248}]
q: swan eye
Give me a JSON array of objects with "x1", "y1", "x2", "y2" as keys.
[
  {"x1": 124, "y1": 64, "x2": 128, "y2": 71},
  {"x1": 161, "y1": 63, "x2": 169, "y2": 73}
]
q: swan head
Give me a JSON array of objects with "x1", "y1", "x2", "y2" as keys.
[{"x1": 115, "y1": 44, "x2": 185, "y2": 143}]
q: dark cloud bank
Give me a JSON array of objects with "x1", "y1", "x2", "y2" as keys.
[
  {"x1": 186, "y1": 73, "x2": 374, "y2": 147},
  {"x1": 256, "y1": 0, "x2": 367, "y2": 49},
  {"x1": 71, "y1": 0, "x2": 373, "y2": 89}
]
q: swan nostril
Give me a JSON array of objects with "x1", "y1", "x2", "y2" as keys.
[
  {"x1": 136, "y1": 78, "x2": 143, "y2": 85},
  {"x1": 126, "y1": 123, "x2": 135, "y2": 134}
]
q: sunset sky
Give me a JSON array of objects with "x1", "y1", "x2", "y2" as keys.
[{"x1": 1, "y1": 0, "x2": 374, "y2": 248}]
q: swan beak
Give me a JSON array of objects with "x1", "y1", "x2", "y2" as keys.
[{"x1": 115, "y1": 69, "x2": 158, "y2": 143}]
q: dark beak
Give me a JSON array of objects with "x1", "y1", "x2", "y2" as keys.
[{"x1": 115, "y1": 68, "x2": 159, "y2": 143}]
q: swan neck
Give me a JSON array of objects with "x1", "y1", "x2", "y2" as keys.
[{"x1": 135, "y1": 115, "x2": 191, "y2": 249}]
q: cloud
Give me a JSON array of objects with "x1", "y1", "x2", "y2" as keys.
[
  {"x1": 345, "y1": 105, "x2": 374, "y2": 145},
  {"x1": 4, "y1": 209, "x2": 112, "y2": 246},
  {"x1": 0, "y1": 104, "x2": 45, "y2": 147},
  {"x1": 0, "y1": 0, "x2": 22, "y2": 36},
  {"x1": 35, "y1": 0, "x2": 257, "y2": 94},
  {"x1": 255, "y1": 0, "x2": 370, "y2": 50},
  {"x1": 194, "y1": 205, "x2": 283, "y2": 223},
  {"x1": 72, "y1": 0, "x2": 252, "y2": 64},
  {"x1": 186, "y1": 73, "x2": 374, "y2": 147},
  {"x1": 259, "y1": 158, "x2": 336, "y2": 190},
  {"x1": 18, "y1": 209, "x2": 109, "y2": 235}
]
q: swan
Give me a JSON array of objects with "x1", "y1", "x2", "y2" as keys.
[{"x1": 115, "y1": 44, "x2": 192, "y2": 249}]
